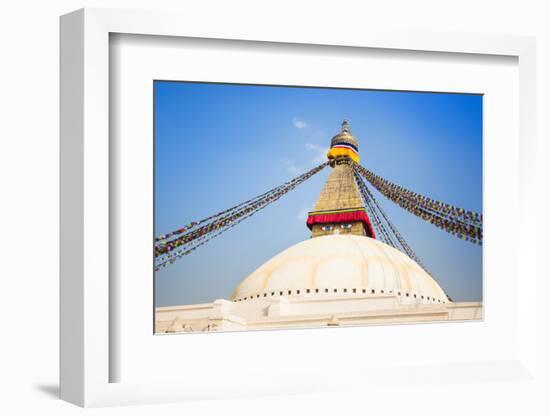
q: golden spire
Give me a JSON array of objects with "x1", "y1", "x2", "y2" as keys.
[
  {"x1": 306, "y1": 121, "x2": 374, "y2": 238},
  {"x1": 327, "y1": 119, "x2": 360, "y2": 164}
]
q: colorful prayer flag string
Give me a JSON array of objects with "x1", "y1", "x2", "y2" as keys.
[
  {"x1": 154, "y1": 161, "x2": 330, "y2": 268},
  {"x1": 353, "y1": 161, "x2": 483, "y2": 245}
]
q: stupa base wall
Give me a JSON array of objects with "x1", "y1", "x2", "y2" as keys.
[{"x1": 155, "y1": 296, "x2": 483, "y2": 334}]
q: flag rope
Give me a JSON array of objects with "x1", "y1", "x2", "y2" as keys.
[{"x1": 154, "y1": 161, "x2": 329, "y2": 268}]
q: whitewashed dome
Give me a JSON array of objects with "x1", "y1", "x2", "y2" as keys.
[{"x1": 231, "y1": 235, "x2": 449, "y2": 305}]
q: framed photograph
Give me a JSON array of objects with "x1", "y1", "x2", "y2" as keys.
[{"x1": 60, "y1": 8, "x2": 538, "y2": 408}]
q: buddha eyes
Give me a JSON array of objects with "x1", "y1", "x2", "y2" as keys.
[{"x1": 320, "y1": 224, "x2": 351, "y2": 231}]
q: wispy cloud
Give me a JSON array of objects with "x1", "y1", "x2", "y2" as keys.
[
  {"x1": 292, "y1": 117, "x2": 308, "y2": 130},
  {"x1": 296, "y1": 206, "x2": 312, "y2": 222},
  {"x1": 305, "y1": 142, "x2": 329, "y2": 164},
  {"x1": 281, "y1": 119, "x2": 329, "y2": 173},
  {"x1": 281, "y1": 158, "x2": 304, "y2": 176},
  {"x1": 281, "y1": 142, "x2": 329, "y2": 176}
]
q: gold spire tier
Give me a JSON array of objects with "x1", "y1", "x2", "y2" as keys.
[{"x1": 306, "y1": 120, "x2": 375, "y2": 238}]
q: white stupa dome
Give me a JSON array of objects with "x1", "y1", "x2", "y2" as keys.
[{"x1": 231, "y1": 235, "x2": 449, "y2": 305}]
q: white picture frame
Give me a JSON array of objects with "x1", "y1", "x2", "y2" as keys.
[{"x1": 60, "y1": 8, "x2": 538, "y2": 408}]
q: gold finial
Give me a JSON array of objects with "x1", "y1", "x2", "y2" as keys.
[
  {"x1": 327, "y1": 119, "x2": 360, "y2": 164},
  {"x1": 341, "y1": 119, "x2": 351, "y2": 133}
]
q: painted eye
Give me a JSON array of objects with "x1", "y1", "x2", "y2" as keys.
[
  {"x1": 321, "y1": 225, "x2": 333, "y2": 231},
  {"x1": 340, "y1": 223, "x2": 352, "y2": 229}
]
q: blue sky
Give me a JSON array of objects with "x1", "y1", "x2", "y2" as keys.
[{"x1": 154, "y1": 81, "x2": 483, "y2": 307}]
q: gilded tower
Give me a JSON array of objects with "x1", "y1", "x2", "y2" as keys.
[{"x1": 306, "y1": 120, "x2": 375, "y2": 238}]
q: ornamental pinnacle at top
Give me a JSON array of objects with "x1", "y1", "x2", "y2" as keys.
[{"x1": 306, "y1": 120, "x2": 375, "y2": 238}]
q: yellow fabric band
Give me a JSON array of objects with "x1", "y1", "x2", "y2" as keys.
[{"x1": 326, "y1": 147, "x2": 360, "y2": 163}]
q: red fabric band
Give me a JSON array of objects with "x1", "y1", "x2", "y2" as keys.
[{"x1": 306, "y1": 210, "x2": 375, "y2": 238}]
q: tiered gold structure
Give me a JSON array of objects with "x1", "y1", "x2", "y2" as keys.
[{"x1": 306, "y1": 120, "x2": 374, "y2": 238}]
